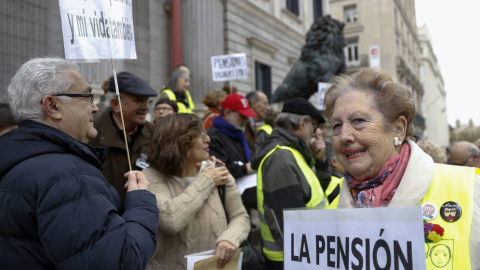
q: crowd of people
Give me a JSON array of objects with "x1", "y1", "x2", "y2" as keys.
[{"x1": 0, "y1": 57, "x2": 478, "y2": 269}]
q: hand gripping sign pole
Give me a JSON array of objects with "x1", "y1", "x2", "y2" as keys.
[{"x1": 59, "y1": 0, "x2": 137, "y2": 171}]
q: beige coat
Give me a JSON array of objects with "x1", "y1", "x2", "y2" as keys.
[
  {"x1": 144, "y1": 161, "x2": 250, "y2": 270},
  {"x1": 337, "y1": 140, "x2": 480, "y2": 269}
]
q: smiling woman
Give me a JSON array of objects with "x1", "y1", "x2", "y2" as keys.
[{"x1": 323, "y1": 68, "x2": 480, "y2": 269}]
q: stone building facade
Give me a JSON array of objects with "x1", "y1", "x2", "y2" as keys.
[
  {"x1": 1, "y1": 0, "x2": 328, "y2": 114},
  {"x1": 418, "y1": 25, "x2": 450, "y2": 148},
  {"x1": 328, "y1": 0, "x2": 426, "y2": 136}
]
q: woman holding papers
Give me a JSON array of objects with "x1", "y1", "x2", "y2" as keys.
[
  {"x1": 143, "y1": 114, "x2": 250, "y2": 269},
  {"x1": 323, "y1": 68, "x2": 480, "y2": 269}
]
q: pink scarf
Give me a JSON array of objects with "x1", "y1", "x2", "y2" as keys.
[{"x1": 346, "y1": 143, "x2": 411, "y2": 207}]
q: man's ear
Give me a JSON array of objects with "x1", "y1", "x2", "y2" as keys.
[
  {"x1": 301, "y1": 117, "x2": 309, "y2": 127},
  {"x1": 42, "y1": 95, "x2": 62, "y2": 120},
  {"x1": 394, "y1": 115, "x2": 407, "y2": 141},
  {"x1": 110, "y1": 97, "x2": 121, "y2": 113}
]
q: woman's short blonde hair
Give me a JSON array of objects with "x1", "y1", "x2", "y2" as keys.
[{"x1": 323, "y1": 68, "x2": 416, "y2": 138}]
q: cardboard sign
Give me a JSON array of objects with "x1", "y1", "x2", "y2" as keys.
[
  {"x1": 317, "y1": 82, "x2": 332, "y2": 110},
  {"x1": 211, "y1": 53, "x2": 248, "y2": 81},
  {"x1": 59, "y1": 0, "x2": 136, "y2": 60},
  {"x1": 284, "y1": 206, "x2": 426, "y2": 269}
]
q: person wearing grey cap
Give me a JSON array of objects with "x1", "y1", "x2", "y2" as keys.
[
  {"x1": 89, "y1": 72, "x2": 158, "y2": 199},
  {"x1": 252, "y1": 98, "x2": 328, "y2": 269}
]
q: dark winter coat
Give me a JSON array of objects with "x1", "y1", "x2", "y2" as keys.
[
  {"x1": 0, "y1": 120, "x2": 158, "y2": 269},
  {"x1": 207, "y1": 125, "x2": 249, "y2": 179}
]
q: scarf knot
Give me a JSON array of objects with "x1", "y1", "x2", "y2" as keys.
[{"x1": 346, "y1": 143, "x2": 410, "y2": 207}]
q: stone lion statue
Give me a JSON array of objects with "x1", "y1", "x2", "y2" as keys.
[{"x1": 271, "y1": 15, "x2": 346, "y2": 103}]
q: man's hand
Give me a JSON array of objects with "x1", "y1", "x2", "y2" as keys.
[
  {"x1": 310, "y1": 128, "x2": 326, "y2": 161},
  {"x1": 124, "y1": 171, "x2": 151, "y2": 192},
  {"x1": 246, "y1": 162, "x2": 256, "y2": 174}
]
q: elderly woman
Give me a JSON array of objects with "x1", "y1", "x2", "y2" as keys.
[
  {"x1": 144, "y1": 114, "x2": 250, "y2": 269},
  {"x1": 324, "y1": 68, "x2": 479, "y2": 269},
  {"x1": 158, "y1": 70, "x2": 194, "y2": 113}
]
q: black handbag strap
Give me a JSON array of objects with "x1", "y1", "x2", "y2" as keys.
[{"x1": 218, "y1": 185, "x2": 230, "y2": 223}]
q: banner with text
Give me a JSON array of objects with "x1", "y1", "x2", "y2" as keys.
[
  {"x1": 59, "y1": 0, "x2": 136, "y2": 60},
  {"x1": 284, "y1": 206, "x2": 425, "y2": 270},
  {"x1": 211, "y1": 53, "x2": 248, "y2": 81}
]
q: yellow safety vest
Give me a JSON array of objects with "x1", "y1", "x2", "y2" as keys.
[
  {"x1": 422, "y1": 164, "x2": 477, "y2": 270},
  {"x1": 257, "y1": 145, "x2": 327, "y2": 262},
  {"x1": 325, "y1": 175, "x2": 343, "y2": 206},
  {"x1": 257, "y1": 124, "x2": 273, "y2": 135},
  {"x1": 159, "y1": 89, "x2": 194, "y2": 114}
]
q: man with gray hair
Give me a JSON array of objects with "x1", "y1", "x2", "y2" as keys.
[
  {"x1": 252, "y1": 98, "x2": 327, "y2": 269},
  {"x1": 449, "y1": 141, "x2": 480, "y2": 168},
  {"x1": 245, "y1": 90, "x2": 271, "y2": 146},
  {"x1": 0, "y1": 57, "x2": 158, "y2": 268}
]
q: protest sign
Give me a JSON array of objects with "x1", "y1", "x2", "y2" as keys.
[
  {"x1": 284, "y1": 206, "x2": 425, "y2": 270},
  {"x1": 59, "y1": 0, "x2": 136, "y2": 60},
  {"x1": 211, "y1": 53, "x2": 248, "y2": 81},
  {"x1": 317, "y1": 82, "x2": 332, "y2": 110}
]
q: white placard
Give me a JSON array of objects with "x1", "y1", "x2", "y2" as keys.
[
  {"x1": 369, "y1": 45, "x2": 381, "y2": 69},
  {"x1": 59, "y1": 0, "x2": 136, "y2": 60},
  {"x1": 211, "y1": 53, "x2": 248, "y2": 81},
  {"x1": 317, "y1": 82, "x2": 332, "y2": 110},
  {"x1": 284, "y1": 206, "x2": 426, "y2": 269}
]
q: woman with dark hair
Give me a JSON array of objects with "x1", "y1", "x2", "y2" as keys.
[
  {"x1": 144, "y1": 114, "x2": 250, "y2": 269},
  {"x1": 324, "y1": 68, "x2": 480, "y2": 269}
]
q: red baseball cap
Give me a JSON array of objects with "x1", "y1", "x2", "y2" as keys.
[{"x1": 221, "y1": 93, "x2": 257, "y2": 117}]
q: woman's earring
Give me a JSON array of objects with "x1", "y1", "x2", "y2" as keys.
[{"x1": 394, "y1": 136, "x2": 402, "y2": 146}]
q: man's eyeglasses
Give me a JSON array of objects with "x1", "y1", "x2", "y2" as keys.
[{"x1": 52, "y1": 93, "x2": 95, "y2": 104}]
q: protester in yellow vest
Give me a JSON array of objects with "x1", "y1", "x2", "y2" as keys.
[
  {"x1": 323, "y1": 68, "x2": 480, "y2": 269},
  {"x1": 252, "y1": 98, "x2": 328, "y2": 270},
  {"x1": 157, "y1": 68, "x2": 194, "y2": 114}
]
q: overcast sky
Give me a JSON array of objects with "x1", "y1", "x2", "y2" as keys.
[{"x1": 415, "y1": 0, "x2": 480, "y2": 126}]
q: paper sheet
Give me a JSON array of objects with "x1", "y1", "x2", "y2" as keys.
[
  {"x1": 185, "y1": 249, "x2": 243, "y2": 270},
  {"x1": 235, "y1": 173, "x2": 257, "y2": 195}
]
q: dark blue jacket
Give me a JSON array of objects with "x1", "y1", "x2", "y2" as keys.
[{"x1": 0, "y1": 120, "x2": 159, "y2": 269}]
